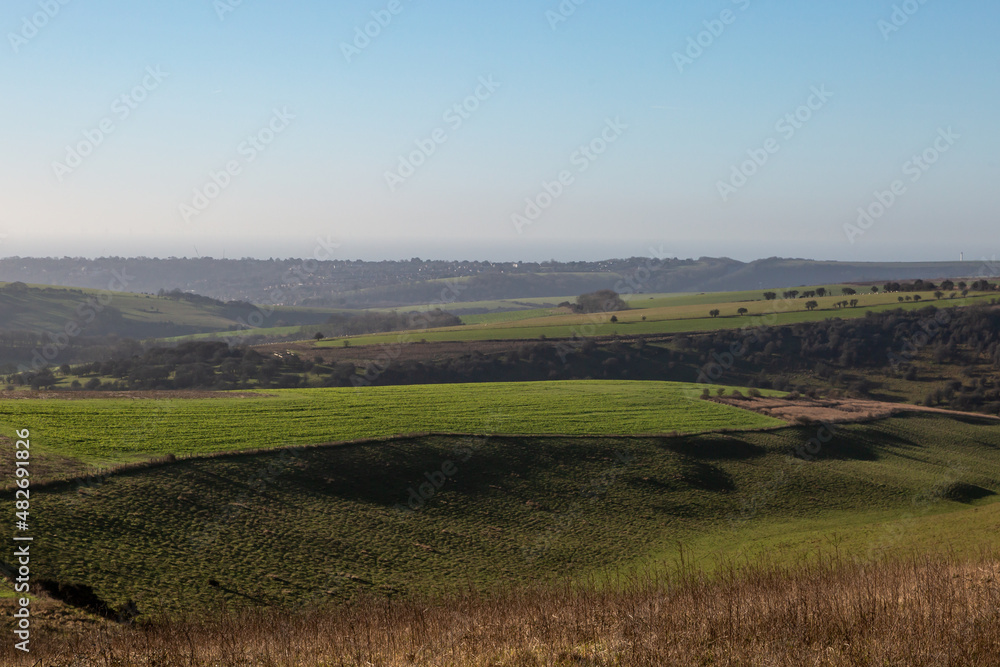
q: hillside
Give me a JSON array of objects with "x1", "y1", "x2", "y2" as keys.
[
  {"x1": 1, "y1": 256, "x2": 996, "y2": 307},
  {"x1": 2, "y1": 412, "x2": 998, "y2": 621}
]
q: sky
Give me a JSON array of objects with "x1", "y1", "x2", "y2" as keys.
[{"x1": 1, "y1": 0, "x2": 998, "y2": 263}]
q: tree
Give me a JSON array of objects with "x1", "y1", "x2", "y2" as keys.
[
  {"x1": 841, "y1": 287, "x2": 856, "y2": 296},
  {"x1": 871, "y1": 286, "x2": 879, "y2": 293},
  {"x1": 898, "y1": 296, "x2": 904, "y2": 302},
  {"x1": 763, "y1": 291, "x2": 777, "y2": 300},
  {"x1": 709, "y1": 309, "x2": 720, "y2": 318},
  {"x1": 313, "y1": 332, "x2": 325, "y2": 340},
  {"x1": 913, "y1": 295, "x2": 922, "y2": 302},
  {"x1": 805, "y1": 300, "x2": 818, "y2": 311},
  {"x1": 737, "y1": 307, "x2": 748, "y2": 316},
  {"x1": 934, "y1": 291, "x2": 944, "y2": 300},
  {"x1": 609, "y1": 315, "x2": 618, "y2": 323},
  {"x1": 816, "y1": 287, "x2": 827, "y2": 297},
  {"x1": 850, "y1": 299, "x2": 859, "y2": 307},
  {"x1": 575, "y1": 289, "x2": 628, "y2": 314}
]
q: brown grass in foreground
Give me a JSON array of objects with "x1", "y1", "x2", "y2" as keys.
[{"x1": 6, "y1": 554, "x2": 1000, "y2": 666}]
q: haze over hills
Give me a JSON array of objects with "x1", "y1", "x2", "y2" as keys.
[{"x1": 0, "y1": 256, "x2": 997, "y2": 307}]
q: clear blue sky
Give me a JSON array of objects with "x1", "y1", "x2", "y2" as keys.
[{"x1": 2, "y1": 0, "x2": 998, "y2": 262}]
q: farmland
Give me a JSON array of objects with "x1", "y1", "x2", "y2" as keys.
[
  {"x1": 2, "y1": 413, "x2": 999, "y2": 623},
  {"x1": 317, "y1": 291, "x2": 996, "y2": 347},
  {"x1": 0, "y1": 381, "x2": 784, "y2": 471}
]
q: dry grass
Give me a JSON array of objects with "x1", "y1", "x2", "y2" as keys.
[{"x1": 7, "y1": 553, "x2": 1000, "y2": 666}]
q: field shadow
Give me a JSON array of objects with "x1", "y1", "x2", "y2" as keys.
[
  {"x1": 942, "y1": 482, "x2": 996, "y2": 504},
  {"x1": 679, "y1": 460, "x2": 736, "y2": 493},
  {"x1": 660, "y1": 435, "x2": 766, "y2": 461}
]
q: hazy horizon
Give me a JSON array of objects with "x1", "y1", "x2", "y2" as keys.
[
  {"x1": 2, "y1": 1, "x2": 998, "y2": 263},
  {"x1": 0, "y1": 236, "x2": 991, "y2": 265}
]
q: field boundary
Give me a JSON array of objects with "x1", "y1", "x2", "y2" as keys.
[{"x1": 7, "y1": 405, "x2": 991, "y2": 498}]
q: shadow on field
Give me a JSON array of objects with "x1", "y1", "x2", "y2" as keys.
[
  {"x1": 678, "y1": 460, "x2": 736, "y2": 493},
  {"x1": 661, "y1": 434, "x2": 766, "y2": 461},
  {"x1": 245, "y1": 436, "x2": 611, "y2": 508},
  {"x1": 941, "y1": 482, "x2": 996, "y2": 504}
]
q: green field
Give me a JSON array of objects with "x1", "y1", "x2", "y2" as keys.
[
  {"x1": 5, "y1": 413, "x2": 999, "y2": 617},
  {"x1": 0, "y1": 381, "x2": 783, "y2": 470},
  {"x1": 318, "y1": 293, "x2": 995, "y2": 347}
]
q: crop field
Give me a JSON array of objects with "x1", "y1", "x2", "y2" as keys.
[
  {"x1": 4, "y1": 413, "x2": 999, "y2": 618},
  {"x1": 317, "y1": 292, "x2": 995, "y2": 347},
  {"x1": 458, "y1": 307, "x2": 561, "y2": 325},
  {"x1": 0, "y1": 381, "x2": 784, "y2": 469}
]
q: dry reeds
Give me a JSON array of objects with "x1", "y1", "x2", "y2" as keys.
[{"x1": 7, "y1": 552, "x2": 999, "y2": 666}]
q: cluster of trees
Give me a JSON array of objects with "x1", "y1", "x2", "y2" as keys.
[
  {"x1": 764, "y1": 287, "x2": 860, "y2": 301},
  {"x1": 760, "y1": 280, "x2": 1000, "y2": 304},
  {"x1": 682, "y1": 303, "x2": 1000, "y2": 413},
  {"x1": 881, "y1": 279, "x2": 996, "y2": 294},
  {"x1": 559, "y1": 290, "x2": 629, "y2": 314},
  {"x1": 5, "y1": 341, "x2": 357, "y2": 391}
]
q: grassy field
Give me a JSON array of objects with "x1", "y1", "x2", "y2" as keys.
[
  {"x1": 317, "y1": 292, "x2": 995, "y2": 347},
  {"x1": 3, "y1": 413, "x2": 999, "y2": 620},
  {"x1": 0, "y1": 381, "x2": 783, "y2": 469}
]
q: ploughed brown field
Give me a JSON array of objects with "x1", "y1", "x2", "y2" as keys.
[{"x1": 715, "y1": 395, "x2": 1000, "y2": 425}]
